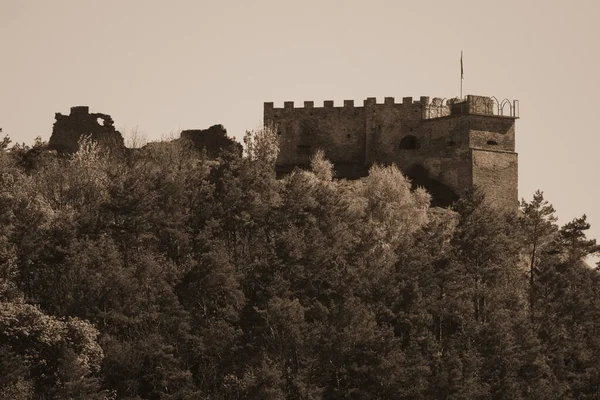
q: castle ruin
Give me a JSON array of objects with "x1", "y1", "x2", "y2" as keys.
[
  {"x1": 48, "y1": 107, "x2": 242, "y2": 157},
  {"x1": 49, "y1": 106, "x2": 125, "y2": 154},
  {"x1": 264, "y1": 95, "x2": 519, "y2": 210}
]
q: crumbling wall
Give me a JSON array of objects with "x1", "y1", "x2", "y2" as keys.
[
  {"x1": 180, "y1": 125, "x2": 242, "y2": 158},
  {"x1": 49, "y1": 106, "x2": 125, "y2": 154}
]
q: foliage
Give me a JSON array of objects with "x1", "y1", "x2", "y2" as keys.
[{"x1": 0, "y1": 131, "x2": 599, "y2": 398}]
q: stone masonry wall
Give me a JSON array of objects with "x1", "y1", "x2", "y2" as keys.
[
  {"x1": 468, "y1": 115, "x2": 515, "y2": 152},
  {"x1": 369, "y1": 105, "x2": 474, "y2": 199},
  {"x1": 471, "y1": 149, "x2": 519, "y2": 211},
  {"x1": 265, "y1": 95, "x2": 519, "y2": 210},
  {"x1": 265, "y1": 101, "x2": 365, "y2": 166},
  {"x1": 406, "y1": 115, "x2": 473, "y2": 195},
  {"x1": 364, "y1": 97, "x2": 427, "y2": 165}
]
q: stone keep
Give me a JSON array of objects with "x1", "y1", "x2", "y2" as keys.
[{"x1": 264, "y1": 95, "x2": 519, "y2": 210}]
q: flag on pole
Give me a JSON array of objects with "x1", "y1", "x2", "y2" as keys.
[{"x1": 461, "y1": 51, "x2": 464, "y2": 80}]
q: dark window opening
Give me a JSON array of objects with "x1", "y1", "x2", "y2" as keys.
[
  {"x1": 487, "y1": 140, "x2": 498, "y2": 145},
  {"x1": 399, "y1": 135, "x2": 420, "y2": 150}
]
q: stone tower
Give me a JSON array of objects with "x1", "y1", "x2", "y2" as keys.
[{"x1": 264, "y1": 95, "x2": 519, "y2": 210}]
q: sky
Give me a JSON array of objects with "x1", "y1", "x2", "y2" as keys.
[{"x1": 1, "y1": 0, "x2": 599, "y2": 245}]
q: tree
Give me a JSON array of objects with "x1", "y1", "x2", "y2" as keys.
[
  {"x1": 520, "y1": 190, "x2": 558, "y2": 321},
  {"x1": 243, "y1": 123, "x2": 279, "y2": 165},
  {"x1": 0, "y1": 302, "x2": 106, "y2": 399},
  {"x1": 559, "y1": 215, "x2": 600, "y2": 263},
  {"x1": 0, "y1": 135, "x2": 11, "y2": 151},
  {"x1": 310, "y1": 149, "x2": 335, "y2": 182}
]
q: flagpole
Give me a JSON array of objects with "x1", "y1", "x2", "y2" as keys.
[{"x1": 460, "y1": 51, "x2": 463, "y2": 99}]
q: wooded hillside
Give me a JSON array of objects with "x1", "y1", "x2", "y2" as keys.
[{"x1": 1, "y1": 129, "x2": 599, "y2": 399}]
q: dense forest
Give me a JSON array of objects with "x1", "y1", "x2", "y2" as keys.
[{"x1": 1, "y1": 127, "x2": 599, "y2": 400}]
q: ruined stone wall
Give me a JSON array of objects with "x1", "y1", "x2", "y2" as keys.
[
  {"x1": 49, "y1": 106, "x2": 125, "y2": 154},
  {"x1": 180, "y1": 125, "x2": 243, "y2": 158},
  {"x1": 471, "y1": 149, "x2": 519, "y2": 211},
  {"x1": 265, "y1": 101, "x2": 366, "y2": 166}
]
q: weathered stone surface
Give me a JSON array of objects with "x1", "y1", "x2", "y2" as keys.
[
  {"x1": 265, "y1": 95, "x2": 519, "y2": 210},
  {"x1": 180, "y1": 124, "x2": 242, "y2": 158},
  {"x1": 49, "y1": 106, "x2": 125, "y2": 154},
  {"x1": 471, "y1": 149, "x2": 518, "y2": 211}
]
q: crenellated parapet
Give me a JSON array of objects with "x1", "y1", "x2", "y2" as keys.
[
  {"x1": 265, "y1": 96, "x2": 434, "y2": 111},
  {"x1": 265, "y1": 93, "x2": 519, "y2": 211}
]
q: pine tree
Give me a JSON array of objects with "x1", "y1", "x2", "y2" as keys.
[{"x1": 520, "y1": 190, "x2": 559, "y2": 322}]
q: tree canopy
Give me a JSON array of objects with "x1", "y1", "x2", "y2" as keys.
[{"x1": 1, "y1": 129, "x2": 599, "y2": 399}]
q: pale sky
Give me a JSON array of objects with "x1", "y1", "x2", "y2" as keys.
[{"x1": 1, "y1": 0, "x2": 599, "y2": 244}]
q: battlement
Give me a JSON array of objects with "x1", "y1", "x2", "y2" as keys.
[
  {"x1": 264, "y1": 96, "x2": 434, "y2": 111},
  {"x1": 265, "y1": 95, "x2": 519, "y2": 120},
  {"x1": 265, "y1": 92, "x2": 519, "y2": 210}
]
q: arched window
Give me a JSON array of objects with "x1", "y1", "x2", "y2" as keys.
[{"x1": 399, "y1": 135, "x2": 420, "y2": 150}]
